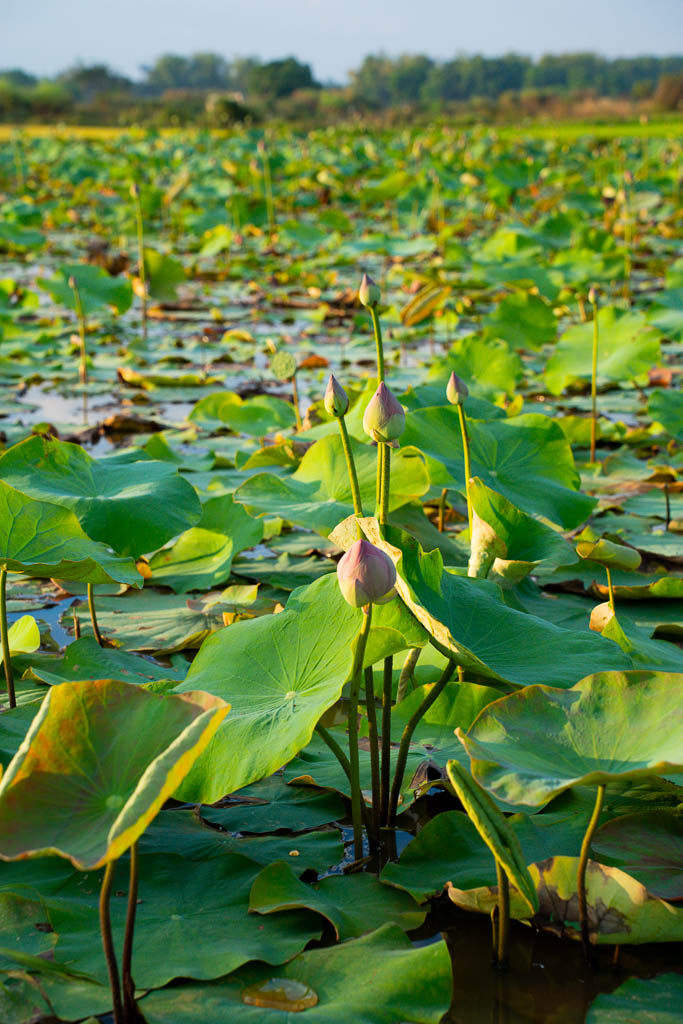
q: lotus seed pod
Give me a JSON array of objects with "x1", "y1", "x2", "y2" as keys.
[
  {"x1": 362, "y1": 382, "x2": 405, "y2": 443},
  {"x1": 446, "y1": 372, "x2": 469, "y2": 407},
  {"x1": 358, "y1": 272, "x2": 381, "y2": 309},
  {"x1": 324, "y1": 374, "x2": 349, "y2": 417},
  {"x1": 337, "y1": 539, "x2": 397, "y2": 607}
]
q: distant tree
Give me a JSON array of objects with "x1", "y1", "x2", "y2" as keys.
[
  {"x1": 390, "y1": 55, "x2": 433, "y2": 102},
  {"x1": 0, "y1": 68, "x2": 37, "y2": 87},
  {"x1": 654, "y1": 72, "x2": 683, "y2": 111},
  {"x1": 144, "y1": 54, "x2": 192, "y2": 92},
  {"x1": 58, "y1": 64, "x2": 134, "y2": 101},
  {"x1": 247, "y1": 57, "x2": 318, "y2": 99},
  {"x1": 350, "y1": 55, "x2": 395, "y2": 106}
]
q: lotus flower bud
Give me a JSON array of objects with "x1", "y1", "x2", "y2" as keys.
[
  {"x1": 588, "y1": 286, "x2": 597, "y2": 305},
  {"x1": 363, "y1": 382, "x2": 405, "y2": 443},
  {"x1": 324, "y1": 374, "x2": 349, "y2": 417},
  {"x1": 337, "y1": 539, "x2": 396, "y2": 607},
  {"x1": 129, "y1": 182, "x2": 140, "y2": 199},
  {"x1": 358, "y1": 272, "x2": 381, "y2": 309},
  {"x1": 446, "y1": 372, "x2": 468, "y2": 406}
]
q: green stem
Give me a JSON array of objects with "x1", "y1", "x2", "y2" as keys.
[
  {"x1": 348, "y1": 607, "x2": 373, "y2": 859},
  {"x1": 0, "y1": 568, "x2": 15, "y2": 709},
  {"x1": 71, "y1": 279, "x2": 88, "y2": 386},
  {"x1": 369, "y1": 305, "x2": 384, "y2": 383},
  {"x1": 122, "y1": 842, "x2": 139, "y2": 1020},
  {"x1": 578, "y1": 784, "x2": 606, "y2": 960},
  {"x1": 387, "y1": 659, "x2": 456, "y2": 827},
  {"x1": 605, "y1": 566, "x2": 615, "y2": 612},
  {"x1": 132, "y1": 187, "x2": 148, "y2": 345},
  {"x1": 337, "y1": 415, "x2": 363, "y2": 520},
  {"x1": 590, "y1": 297, "x2": 599, "y2": 463},
  {"x1": 379, "y1": 443, "x2": 390, "y2": 527},
  {"x1": 438, "y1": 488, "x2": 448, "y2": 532},
  {"x1": 88, "y1": 582, "x2": 104, "y2": 647},
  {"x1": 291, "y1": 375, "x2": 302, "y2": 432},
  {"x1": 100, "y1": 860, "x2": 123, "y2": 1024},
  {"x1": 375, "y1": 443, "x2": 383, "y2": 517},
  {"x1": 495, "y1": 860, "x2": 510, "y2": 969},
  {"x1": 261, "y1": 143, "x2": 275, "y2": 236},
  {"x1": 364, "y1": 666, "x2": 381, "y2": 844},
  {"x1": 457, "y1": 404, "x2": 472, "y2": 535},
  {"x1": 379, "y1": 654, "x2": 393, "y2": 827},
  {"x1": 314, "y1": 724, "x2": 372, "y2": 834}
]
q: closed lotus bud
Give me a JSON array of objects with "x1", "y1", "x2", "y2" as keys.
[
  {"x1": 129, "y1": 182, "x2": 139, "y2": 199},
  {"x1": 337, "y1": 539, "x2": 397, "y2": 607},
  {"x1": 363, "y1": 382, "x2": 405, "y2": 443},
  {"x1": 324, "y1": 374, "x2": 349, "y2": 417},
  {"x1": 358, "y1": 272, "x2": 381, "y2": 308},
  {"x1": 446, "y1": 372, "x2": 468, "y2": 406},
  {"x1": 588, "y1": 286, "x2": 597, "y2": 305}
]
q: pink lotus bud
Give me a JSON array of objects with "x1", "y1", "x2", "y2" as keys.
[
  {"x1": 324, "y1": 374, "x2": 349, "y2": 417},
  {"x1": 363, "y1": 382, "x2": 405, "y2": 443},
  {"x1": 337, "y1": 539, "x2": 397, "y2": 607},
  {"x1": 358, "y1": 272, "x2": 381, "y2": 308},
  {"x1": 446, "y1": 372, "x2": 468, "y2": 406}
]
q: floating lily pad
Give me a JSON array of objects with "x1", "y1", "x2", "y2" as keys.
[
  {"x1": 586, "y1": 973, "x2": 683, "y2": 1023},
  {"x1": 592, "y1": 811, "x2": 683, "y2": 900}
]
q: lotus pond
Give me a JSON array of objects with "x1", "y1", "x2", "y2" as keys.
[{"x1": 0, "y1": 123, "x2": 681, "y2": 1024}]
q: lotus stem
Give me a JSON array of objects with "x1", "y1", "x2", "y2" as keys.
[
  {"x1": 605, "y1": 567, "x2": 615, "y2": 612},
  {"x1": 100, "y1": 860, "x2": 123, "y2": 1024},
  {"x1": 88, "y1": 582, "x2": 104, "y2": 647},
  {"x1": 379, "y1": 654, "x2": 393, "y2": 826},
  {"x1": 664, "y1": 483, "x2": 671, "y2": 529},
  {"x1": 291, "y1": 374, "x2": 302, "y2": 432},
  {"x1": 260, "y1": 140, "x2": 275, "y2": 236},
  {"x1": 589, "y1": 292, "x2": 599, "y2": 463},
  {"x1": 132, "y1": 183, "x2": 148, "y2": 345},
  {"x1": 457, "y1": 404, "x2": 473, "y2": 535},
  {"x1": 348, "y1": 606, "x2": 373, "y2": 858},
  {"x1": 379, "y1": 443, "x2": 390, "y2": 527},
  {"x1": 364, "y1": 665, "x2": 381, "y2": 844},
  {"x1": 122, "y1": 842, "x2": 139, "y2": 1020},
  {"x1": 370, "y1": 305, "x2": 385, "y2": 384},
  {"x1": 315, "y1": 723, "x2": 372, "y2": 835},
  {"x1": 70, "y1": 277, "x2": 88, "y2": 386},
  {"x1": 438, "y1": 488, "x2": 448, "y2": 532},
  {"x1": 495, "y1": 860, "x2": 510, "y2": 969},
  {"x1": 0, "y1": 568, "x2": 15, "y2": 709},
  {"x1": 578, "y1": 783, "x2": 606, "y2": 961},
  {"x1": 396, "y1": 647, "x2": 421, "y2": 703},
  {"x1": 387, "y1": 659, "x2": 456, "y2": 827},
  {"x1": 336, "y1": 414, "x2": 363, "y2": 523}
]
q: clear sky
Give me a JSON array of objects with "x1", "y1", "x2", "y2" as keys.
[{"x1": 3, "y1": 0, "x2": 682, "y2": 82}]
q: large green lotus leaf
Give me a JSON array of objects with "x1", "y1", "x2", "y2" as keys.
[
  {"x1": 0, "y1": 893, "x2": 56, "y2": 970},
  {"x1": 25, "y1": 636, "x2": 186, "y2": 688},
  {"x1": 592, "y1": 811, "x2": 683, "y2": 900},
  {"x1": 231, "y1": 551, "x2": 335, "y2": 592},
  {"x1": 458, "y1": 671, "x2": 683, "y2": 808},
  {"x1": 545, "y1": 307, "x2": 661, "y2": 395},
  {"x1": 349, "y1": 520, "x2": 629, "y2": 688},
  {"x1": 596, "y1": 607, "x2": 683, "y2": 673},
  {"x1": 0, "y1": 679, "x2": 229, "y2": 869},
  {"x1": 143, "y1": 247, "x2": 186, "y2": 301},
  {"x1": 50, "y1": 852, "x2": 322, "y2": 989},
  {"x1": 536, "y1": 556, "x2": 683, "y2": 599},
  {"x1": 37, "y1": 263, "x2": 133, "y2": 315},
  {"x1": 0, "y1": 480, "x2": 140, "y2": 586},
  {"x1": 586, "y1": 973, "x2": 683, "y2": 1023},
  {"x1": 173, "y1": 573, "x2": 423, "y2": 803},
  {"x1": 0, "y1": 615, "x2": 39, "y2": 665},
  {"x1": 190, "y1": 392, "x2": 296, "y2": 436},
  {"x1": 401, "y1": 408, "x2": 594, "y2": 528},
  {"x1": 0, "y1": 436, "x2": 202, "y2": 558},
  {"x1": 0, "y1": 972, "x2": 110, "y2": 1024},
  {"x1": 235, "y1": 434, "x2": 429, "y2": 536},
  {"x1": 148, "y1": 494, "x2": 262, "y2": 593},
  {"x1": 449, "y1": 856, "x2": 683, "y2": 944},
  {"x1": 427, "y1": 333, "x2": 523, "y2": 400},
  {"x1": 66, "y1": 588, "x2": 226, "y2": 653},
  {"x1": 250, "y1": 860, "x2": 424, "y2": 940},
  {"x1": 203, "y1": 776, "x2": 344, "y2": 833},
  {"x1": 0, "y1": 705, "x2": 38, "y2": 770},
  {"x1": 139, "y1": 923, "x2": 452, "y2": 1024},
  {"x1": 482, "y1": 290, "x2": 557, "y2": 350},
  {"x1": 648, "y1": 388, "x2": 683, "y2": 442},
  {"x1": 391, "y1": 681, "x2": 502, "y2": 752}
]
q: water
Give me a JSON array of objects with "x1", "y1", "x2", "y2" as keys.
[{"x1": 241, "y1": 978, "x2": 318, "y2": 1011}]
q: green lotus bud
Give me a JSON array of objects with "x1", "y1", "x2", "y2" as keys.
[
  {"x1": 337, "y1": 539, "x2": 396, "y2": 607},
  {"x1": 446, "y1": 372, "x2": 468, "y2": 406},
  {"x1": 129, "y1": 182, "x2": 140, "y2": 199},
  {"x1": 324, "y1": 374, "x2": 349, "y2": 417},
  {"x1": 362, "y1": 382, "x2": 405, "y2": 443},
  {"x1": 588, "y1": 286, "x2": 597, "y2": 305},
  {"x1": 576, "y1": 537, "x2": 641, "y2": 572},
  {"x1": 358, "y1": 272, "x2": 381, "y2": 309}
]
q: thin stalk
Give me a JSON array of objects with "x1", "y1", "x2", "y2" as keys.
[
  {"x1": 664, "y1": 483, "x2": 671, "y2": 529},
  {"x1": 0, "y1": 568, "x2": 15, "y2": 709},
  {"x1": 578, "y1": 784, "x2": 606, "y2": 960},
  {"x1": 380, "y1": 443, "x2": 390, "y2": 527},
  {"x1": 457, "y1": 665, "x2": 465, "y2": 683},
  {"x1": 457, "y1": 404, "x2": 472, "y2": 534},
  {"x1": 348, "y1": 607, "x2": 373, "y2": 859},
  {"x1": 260, "y1": 142, "x2": 275, "y2": 236},
  {"x1": 387, "y1": 659, "x2": 456, "y2": 827},
  {"x1": 315, "y1": 724, "x2": 372, "y2": 834},
  {"x1": 132, "y1": 185, "x2": 148, "y2": 345},
  {"x1": 495, "y1": 861, "x2": 510, "y2": 969},
  {"x1": 376, "y1": 443, "x2": 383, "y2": 516},
  {"x1": 438, "y1": 488, "x2": 448, "y2": 532},
  {"x1": 622, "y1": 181, "x2": 631, "y2": 303},
  {"x1": 605, "y1": 566, "x2": 615, "y2": 612},
  {"x1": 337, "y1": 415, "x2": 363, "y2": 520},
  {"x1": 396, "y1": 647, "x2": 420, "y2": 703},
  {"x1": 291, "y1": 375, "x2": 302, "y2": 432},
  {"x1": 364, "y1": 666, "x2": 381, "y2": 844},
  {"x1": 70, "y1": 278, "x2": 88, "y2": 386},
  {"x1": 122, "y1": 842, "x2": 139, "y2": 1019},
  {"x1": 100, "y1": 860, "x2": 123, "y2": 1024},
  {"x1": 589, "y1": 295, "x2": 599, "y2": 463},
  {"x1": 369, "y1": 306, "x2": 384, "y2": 383},
  {"x1": 379, "y1": 654, "x2": 393, "y2": 827},
  {"x1": 88, "y1": 582, "x2": 104, "y2": 647}
]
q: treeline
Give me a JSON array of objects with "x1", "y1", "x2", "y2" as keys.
[{"x1": 1, "y1": 51, "x2": 682, "y2": 125}]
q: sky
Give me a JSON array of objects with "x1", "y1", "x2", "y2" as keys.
[{"x1": 3, "y1": 0, "x2": 683, "y2": 83}]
